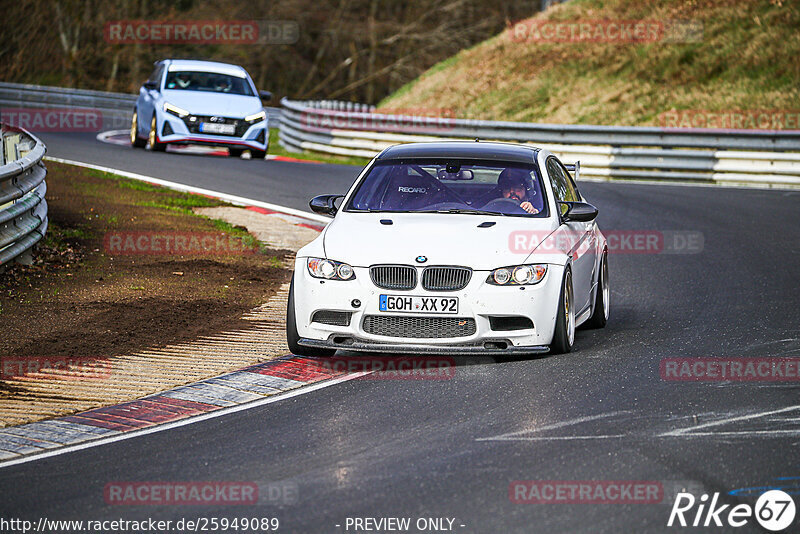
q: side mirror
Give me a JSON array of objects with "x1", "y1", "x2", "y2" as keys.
[
  {"x1": 560, "y1": 201, "x2": 598, "y2": 222},
  {"x1": 258, "y1": 90, "x2": 273, "y2": 101},
  {"x1": 310, "y1": 194, "x2": 343, "y2": 217},
  {"x1": 143, "y1": 81, "x2": 159, "y2": 91}
]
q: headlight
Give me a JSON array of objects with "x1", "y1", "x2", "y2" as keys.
[
  {"x1": 307, "y1": 257, "x2": 355, "y2": 281},
  {"x1": 244, "y1": 110, "x2": 266, "y2": 123},
  {"x1": 487, "y1": 264, "x2": 546, "y2": 285},
  {"x1": 163, "y1": 102, "x2": 189, "y2": 118}
]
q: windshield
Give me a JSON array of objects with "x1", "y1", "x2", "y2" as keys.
[
  {"x1": 164, "y1": 70, "x2": 254, "y2": 96},
  {"x1": 345, "y1": 159, "x2": 548, "y2": 216}
]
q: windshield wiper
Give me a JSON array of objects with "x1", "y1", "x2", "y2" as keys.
[
  {"x1": 422, "y1": 208, "x2": 508, "y2": 216},
  {"x1": 354, "y1": 208, "x2": 507, "y2": 216}
]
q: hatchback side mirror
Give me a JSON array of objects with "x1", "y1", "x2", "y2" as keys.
[
  {"x1": 143, "y1": 81, "x2": 159, "y2": 91},
  {"x1": 560, "y1": 201, "x2": 598, "y2": 222},
  {"x1": 259, "y1": 90, "x2": 273, "y2": 101},
  {"x1": 310, "y1": 194, "x2": 343, "y2": 217}
]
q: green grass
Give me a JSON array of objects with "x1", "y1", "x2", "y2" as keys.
[
  {"x1": 113, "y1": 178, "x2": 163, "y2": 192},
  {"x1": 85, "y1": 166, "x2": 269, "y2": 250},
  {"x1": 206, "y1": 217, "x2": 266, "y2": 252},
  {"x1": 58, "y1": 227, "x2": 93, "y2": 240}
]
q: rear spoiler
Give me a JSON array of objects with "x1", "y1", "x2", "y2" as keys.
[{"x1": 564, "y1": 161, "x2": 580, "y2": 181}]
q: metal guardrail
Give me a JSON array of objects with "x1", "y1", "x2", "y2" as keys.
[
  {"x1": 0, "y1": 124, "x2": 48, "y2": 267},
  {"x1": 0, "y1": 82, "x2": 283, "y2": 131},
  {"x1": 279, "y1": 98, "x2": 800, "y2": 188}
]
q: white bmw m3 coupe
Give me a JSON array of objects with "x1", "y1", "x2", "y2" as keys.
[{"x1": 287, "y1": 141, "x2": 609, "y2": 357}]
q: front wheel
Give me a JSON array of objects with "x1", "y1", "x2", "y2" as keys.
[
  {"x1": 549, "y1": 268, "x2": 575, "y2": 354},
  {"x1": 585, "y1": 251, "x2": 609, "y2": 329},
  {"x1": 147, "y1": 115, "x2": 166, "y2": 152},
  {"x1": 131, "y1": 111, "x2": 146, "y2": 148},
  {"x1": 286, "y1": 279, "x2": 336, "y2": 357},
  {"x1": 249, "y1": 148, "x2": 267, "y2": 159}
]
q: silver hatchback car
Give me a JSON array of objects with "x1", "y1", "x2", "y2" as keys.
[{"x1": 131, "y1": 59, "x2": 272, "y2": 158}]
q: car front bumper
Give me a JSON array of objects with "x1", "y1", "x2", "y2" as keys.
[
  {"x1": 157, "y1": 113, "x2": 268, "y2": 150},
  {"x1": 293, "y1": 259, "x2": 566, "y2": 355}
]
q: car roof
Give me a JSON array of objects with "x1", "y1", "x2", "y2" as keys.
[
  {"x1": 163, "y1": 59, "x2": 248, "y2": 77},
  {"x1": 376, "y1": 141, "x2": 540, "y2": 164}
]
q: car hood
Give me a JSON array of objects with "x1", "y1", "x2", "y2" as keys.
[
  {"x1": 161, "y1": 90, "x2": 262, "y2": 118},
  {"x1": 321, "y1": 212, "x2": 559, "y2": 270}
]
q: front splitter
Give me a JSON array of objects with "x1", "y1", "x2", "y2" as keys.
[{"x1": 299, "y1": 337, "x2": 550, "y2": 355}]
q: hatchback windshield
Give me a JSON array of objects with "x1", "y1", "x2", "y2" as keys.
[
  {"x1": 346, "y1": 160, "x2": 548, "y2": 216},
  {"x1": 164, "y1": 70, "x2": 254, "y2": 96}
]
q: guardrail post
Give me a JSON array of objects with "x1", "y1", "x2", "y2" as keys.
[{"x1": 14, "y1": 249, "x2": 34, "y2": 265}]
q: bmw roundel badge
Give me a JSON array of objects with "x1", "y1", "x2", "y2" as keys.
[{"x1": 415, "y1": 256, "x2": 428, "y2": 264}]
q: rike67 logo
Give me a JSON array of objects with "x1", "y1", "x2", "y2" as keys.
[{"x1": 668, "y1": 490, "x2": 796, "y2": 531}]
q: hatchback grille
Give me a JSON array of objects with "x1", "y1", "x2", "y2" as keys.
[
  {"x1": 182, "y1": 115, "x2": 248, "y2": 137},
  {"x1": 421, "y1": 266, "x2": 472, "y2": 291},
  {"x1": 311, "y1": 310, "x2": 351, "y2": 326},
  {"x1": 362, "y1": 315, "x2": 476, "y2": 338},
  {"x1": 370, "y1": 265, "x2": 416, "y2": 290}
]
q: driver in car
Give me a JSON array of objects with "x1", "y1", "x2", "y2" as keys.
[{"x1": 497, "y1": 168, "x2": 540, "y2": 214}]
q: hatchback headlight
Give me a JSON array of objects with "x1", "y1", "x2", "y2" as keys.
[
  {"x1": 487, "y1": 264, "x2": 546, "y2": 285},
  {"x1": 244, "y1": 110, "x2": 266, "y2": 123},
  {"x1": 163, "y1": 102, "x2": 189, "y2": 118},
  {"x1": 307, "y1": 258, "x2": 355, "y2": 280}
]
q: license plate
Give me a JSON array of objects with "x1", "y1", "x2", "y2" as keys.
[
  {"x1": 199, "y1": 122, "x2": 235, "y2": 135},
  {"x1": 379, "y1": 295, "x2": 458, "y2": 314}
]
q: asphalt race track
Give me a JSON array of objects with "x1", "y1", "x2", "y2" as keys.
[
  {"x1": 2, "y1": 132, "x2": 799, "y2": 532},
  {"x1": 41, "y1": 132, "x2": 361, "y2": 212}
]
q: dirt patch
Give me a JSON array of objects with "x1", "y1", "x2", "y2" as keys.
[{"x1": 0, "y1": 162, "x2": 291, "y2": 407}]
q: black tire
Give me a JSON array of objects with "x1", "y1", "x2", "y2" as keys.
[
  {"x1": 585, "y1": 251, "x2": 609, "y2": 329},
  {"x1": 286, "y1": 279, "x2": 336, "y2": 357},
  {"x1": 229, "y1": 147, "x2": 245, "y2": 158},
  {"x1": 131, "y1": 110, "x2": 146, "y2": 148},
  {"x1": 147, "y1": 115, "x2": 167, "y2": 152},
  {"x1": 549, "y1": 267, "x2": 575, "y2": 354},
  {"x1": 249, "y1": 148, "x2": 267, "y2": 159}
]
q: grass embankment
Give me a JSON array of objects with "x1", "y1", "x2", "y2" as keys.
[{"x1": 379, "y1": 0, "x2": 800, "y2": 126}]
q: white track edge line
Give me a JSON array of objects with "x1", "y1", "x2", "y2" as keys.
[
  {"x1": 43, "y1": 156, "x2": 331, "y2": 224},
  {"x1": 0, "y1": 371, "x2": 369, "y2": 469}
]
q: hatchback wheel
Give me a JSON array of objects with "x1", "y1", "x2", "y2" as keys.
[
  {"x1": 147, "y1": 115, "x2": 166, "y2": 152},
  {"x1": 130, "y1": 111, "x2": 146, "y2": 148}
]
